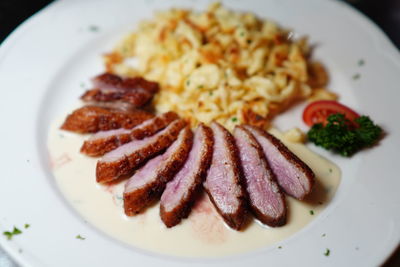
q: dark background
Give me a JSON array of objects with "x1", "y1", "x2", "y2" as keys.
[{"x1": 0, "y1": 0, "x2": 399, "y2": 266}]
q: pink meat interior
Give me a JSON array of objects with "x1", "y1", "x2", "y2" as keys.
[
  {"x1": 124, "y1": 128, "x2": 186, "y2": 192},
  {"x1": 161, "y1": 127, "x2": 204, "y2": 211},
  {"x1": 204, "y1": 123, "x2": 240, "y2": 214},
  {"x1": 234, "y1": 127, "x2": 284, "y2": 217}
]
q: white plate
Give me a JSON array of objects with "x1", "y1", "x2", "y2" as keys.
[{"x1": 0, "y1": 0, "x2": 399, "y2": 266}]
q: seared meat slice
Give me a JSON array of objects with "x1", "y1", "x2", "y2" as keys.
[
  {"x1": 244, "y1": 125, "x2": 315, "y2": 200},
  {"x1": 92, "y1": 73, "x2": 159, "y2": 93},
  {"x1": 96, "y1": 119, "x2": 187, "y2": 183},
  {"x1": 60, "y1": 106, "x2": 153, "y2": 133},
  {"x1": 81, "y1": 73, "x2": 159, "y2": 108},
  {"x1": 203, "y1": 122, "x2": 247, "y2": 230},
  {"x1": 234, "y1": 126, "x2": 286, "y2": 226},
  {"x1": 123, "y1": 127, "x2": 193, "y2": 215},
  {"x1": 160, "y1": 124, "x2": 214, "y2": 227},
  {"x1": 80, "y1": 112, "x2": 179, "y2": 156}
]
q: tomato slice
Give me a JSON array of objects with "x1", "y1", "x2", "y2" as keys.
[{"x1": 303, "y1": 100, "x2": 360, "y2": 126}]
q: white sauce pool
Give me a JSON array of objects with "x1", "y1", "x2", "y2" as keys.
[{"x1": 48, "y1": 119, "x2": 340, "y2": 258}]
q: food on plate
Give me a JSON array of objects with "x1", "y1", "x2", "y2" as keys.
[
  {"x1": 52, "y1": 2, "x2": 354, "y2": 253},
  {"x1": 61, "y1": 105, "x2": 153, "y2": 133},
  {"x1": 96, "y1": 119, "x2": 187, "y2": 183},
  {"x1": 307, "y1": 113, "x2": 382, "y2": 156},
  {"x1": 203, "y1": 122, "x2": 248, "y2": 230},
  {"x1": 283, "y1": 127, "x2": 306, "y2": 143},
  {"x1": 123, "y1": 127, "x2": 193, "y2": 215},
  {"x1": 160, "y1": 123, "x2": 214, "y2": 228},
  {"x1": 106, "y1": 2, "x2": 331, "y2": 130},
  {"x1": 234, "y1": 126, "x2": 286, "y2": 226},
  {"x1": 81, "y1": 73, "x2": 159, "y2": 109},
  {"x1": 302, "y1": 100, "x2": 360, "y2": 127},
  {"x1": 245, "y1": 125, "x2": 315, "y2": 200},
  {"x1": 81, "y1": 111, "x2": 178, "y2": 156}
]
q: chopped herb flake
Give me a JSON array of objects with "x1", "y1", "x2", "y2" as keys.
[
  {"x1": 322, "y1": 233, "x2": 326, "y2": 237},
  {"x1": 76, "y1": 235, "x2": 85, "y2": 240},
  {"x1": 309, "y1": 210, "x2": 314, "y2": 215},
  {"x1": 89, "y1": 25, "x2": 99, "y2": 32},
  {"x1": 352, "y1": 73, "x2": 360, "y2": 80},
  {"x1": 232, "y1": 117, "x2": 238, "y2": 122},
  {"x1": 3, "y1": 227, "x2": 22, "y2": 240},
  {"x1": 24, "y1": 224, "x2": 30, "y2": 229},
  {"x1": 324, "y1": 248, "x2": 330, "y2": 256},
  {"x1": 358, "y1": 59, "x2": 365, "y2": 66},
  {"x1": 209, "y1": 91, "x2": 213, "y2": 96},
  {"x1": 186, "y1": 80, "x2": 190, "y2": 86},
  {"x1": 278, "y1": 246, "x2": 282, "y2": 249},
  {"x1": 329, "y1": 168, "x2": 332, "y2": 173},
  {"x1": 240, "y1": 31, "x2": 245, "y2": 36},
  {"x1": 197, "y1": 85, "x2": 204, "y2": 89}
]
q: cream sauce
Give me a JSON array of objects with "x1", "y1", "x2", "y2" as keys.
[{"x1": 48, "y1": 119, "x2": 340, "y2": 258}]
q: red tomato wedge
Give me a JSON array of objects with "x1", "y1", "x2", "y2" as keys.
[{"x1": 303, "y1": 100, "x2": 360, "y2": 126}]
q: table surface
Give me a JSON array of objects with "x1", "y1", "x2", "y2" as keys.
[{"x1": 0, "y1": 0, "x2": 399, "y2": 266}]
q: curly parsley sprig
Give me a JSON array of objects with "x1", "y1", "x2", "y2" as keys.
[{"x1": 307, "y1": 113, "x2": 382, "y2": 156}]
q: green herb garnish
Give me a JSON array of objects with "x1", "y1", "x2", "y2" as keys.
[
  {"x1": 76, "y1": 235, "x2": 85, "y2": 240},
  {"x1": 358, "y1": 59, "x2": 365, "y2": 66},
  {"x1": 324, "y1": 248, "x2": 330, "y2": 256},
  {"x1": 89, "y1": 25, "x2": 99, "y2": 32},
  {"x1": 231, "y1": 117, "x2": 238, "y2": 122},
  {"x1": 278, "y1": 246, "x2": 282, "y2": 249},
  {"x1": 3, "y1": 227, "x2": 22, "y2": 240},
  {"x1": 24, "y1": 224, "x2": 30, "y2": 229},
  {"x1": 309, "y1": 210, "x2": 314, "y2": 215},
  {"x1": 352, "y1": 73, "x2": 360, "y2": 80},
  {"x1": 307, "y1": 114, "x2": 382, "y2": 156}
]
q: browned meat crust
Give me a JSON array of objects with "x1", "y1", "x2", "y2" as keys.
[
  {"x1": 81, "y1": 88, "x2": 153, "y2": 108},
  {"x1": 81, "y1": 73, "x2": 159, "y2": 107},
  {"x1": 123, "y1": 127, "x2": 193, "y2": 216},
  {"x1": 245, "y1": 125, "x2": 315, "y2": 200},
  {"x1": 96, "y1": 119, "x2": 187, "y2": 183},
  {"x1": 160, "y1": 124, "x2": 214, "y2": 228},
  {"x1": 203, "y1": 122, "x2": 248, "y2": 230},
  {"x1": 234, "y1": 126, "x2": 286, "y2": 226},
  {"x1": 60, "y1": 106, "x2": 153, "y2": 133},
  {"x1": 80, "y1": 112, "x2": 179, "y2": 157}
]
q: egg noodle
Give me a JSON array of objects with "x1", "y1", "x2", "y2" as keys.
[{"x1": 104, "y1": 2, "x2": 335, "y2": 130}]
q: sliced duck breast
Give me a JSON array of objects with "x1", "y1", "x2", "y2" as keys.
[
  {"x1": 96, "y1": 119, "x2": 186, "y2": 183},
  {"x1": 160, "y1": 124, "x2": 214, "y2": 227},
  {"x1": 123, "y1": 127, "x2": 193, "y2": 215},
  {"x1": 234, "y1": 126, "x2": 286, "y2": 226},
  {"x1": 81, "y1": 112, "x2": 179, "y2": 156},
  {"x1": 203, "y1": 122, "x2": 247, "y2": 230},
  {"x1": 82, "y1": 73, "x2": 159, "y2": 108},
  {"x1": 60, "y1": 106, "x2": 153, "y2": 133},
  {"x1": 244, "y1": 125, "x2": 315, "y2": 200}
]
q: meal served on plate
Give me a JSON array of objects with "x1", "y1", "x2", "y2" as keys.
[
  {"x1": 104, "y1": 2, "x2": 335, "y2": 130},
  {"x1": 47, "y1": 1, "x2": 380, "y2": 258}
]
